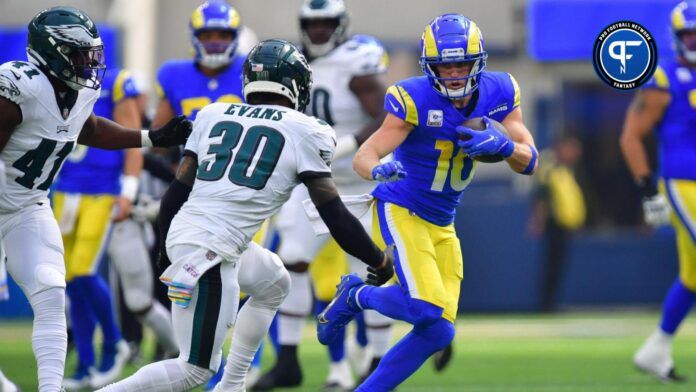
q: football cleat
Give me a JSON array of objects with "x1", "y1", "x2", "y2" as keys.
[
  {"x1": 323, "y1": 360, "x2": 354, "y2": 391},
  {"x1": 89, "y1": 340, "x2": 131, "y2": 388},
  {"x1": 317, "y1": 274, "x2": 364, "y2": 345},
  {"x1": 61, "y1": 365, "x2": 92, "y2": 391},
  {"x1": 633, "y1": 330, "x2": 686, "y2": 382}
]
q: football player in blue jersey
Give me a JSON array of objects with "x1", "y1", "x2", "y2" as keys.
[
  {"x1": 151, "y1": 0, "x2": 250, "y2": 126},
  {"x1": 621, "y1": 1, "x2": 696, "y2": 382},
  {"x1": 318, "y1": 14, "x2": 538, "y2": 391},
  {"x1": 52, "y1": 67, "x2": 143, "y2": 390}
]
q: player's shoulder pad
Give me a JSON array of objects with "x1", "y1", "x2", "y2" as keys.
[
  {"x1": 480, "y1": 71, "x2": 521, "y2": 109},
  {"x1": 111, "y1": 68, "x2": 140, "y2": 103},
  {"x1": 643, "y1": 59, "x2": 677, "y2": 92},
  {"x1": 337, "y1": 34, "x2": 388, "y2": 76},
  {"x1": 0, "y1": 61, "x2": 42, "y2": 105},
  {"x1": 156, "y1": 59, "x2": 192, "y2": 95},
  {"x1": 384, "y1": 76, "x2": 428, "y2": 126}
]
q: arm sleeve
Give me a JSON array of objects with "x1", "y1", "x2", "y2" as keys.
[
  {"x1": 158, "y1": 179, "x2": 192, "y2": 256},
  {"x1": 112, "y1": 70, "x2": 140, "y2": 103},
  {"x1": 296, "y1": 124, "x2": 336, "y2": 180},
  {"x1": 316, "y1": 196, "x2": 385, "y2": 268}
]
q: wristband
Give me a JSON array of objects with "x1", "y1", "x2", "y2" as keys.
[
  {"x1": 637, "y1": 175, "x2": 658, "y2": 198},
  {"x1": 120, "y1": 175, "x2": 139, "y2": 202},
  {"x1": 521, "y1": 144, "x2": 538, "y2": 175},
  {"x1": 141, "y1": 130, "x2": 153, "y2": 147}
]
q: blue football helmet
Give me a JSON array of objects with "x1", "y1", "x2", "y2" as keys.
[
  {"x1": 419, "y1": 13, "x2": 487, "y2": 99},
  {"x1": 672, "y1": 1, "x2": 696, "y2": 63},
  {"x1": 189, "y1": 0, "x2": 241, "y2": 69}
]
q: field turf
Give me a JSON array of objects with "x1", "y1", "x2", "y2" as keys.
[{"x1": 1, "y1": 312, "x2": 696, "y2": 391}]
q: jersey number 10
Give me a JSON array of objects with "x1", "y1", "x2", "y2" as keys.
[
  {"x1": 431, "y1": 140, "x2": 477, "y2": 192},
  {"x1": 197, "y1": 121, "x2": 285, "y2": 190}
]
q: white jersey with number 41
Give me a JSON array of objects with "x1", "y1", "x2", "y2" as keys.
[{"x1": 0, "y1": 61, "x2": 99, "y2": 213}]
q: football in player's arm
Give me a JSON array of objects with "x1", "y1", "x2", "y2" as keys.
[{"x1": 354, "y1": 90, "x2": 537, "y2": 182}]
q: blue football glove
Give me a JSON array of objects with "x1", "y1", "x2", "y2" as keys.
[
  {"x1": 372, "y1": 161, "x2": 407, "y2": 182},
  {"x1": 456, "y1": 117, "x2": 514, "y2": 159}
]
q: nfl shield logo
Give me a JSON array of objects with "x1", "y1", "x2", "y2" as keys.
[
  {"x1": 251, "y1": 63, "x2": 264, "y2": 72},
  {"x1": 205, "y1": 250, "x2": 217, "y2": 261}
]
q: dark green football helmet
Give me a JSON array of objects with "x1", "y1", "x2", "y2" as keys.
[
  {"x1": 243, "y1": 39, "x2": 312, "y2": 111},
  {"x1": 27, "y1": 6, "x2": 105, "y2": 90}
]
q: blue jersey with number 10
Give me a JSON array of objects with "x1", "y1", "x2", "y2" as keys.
[{"x1": 372, "y1": 71, "x2": 521, "y2": 226}]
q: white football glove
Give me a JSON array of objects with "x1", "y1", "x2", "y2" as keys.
[
  {"x1": 130, "y1": 194, "x2": 161, "y2": 223},
  {"x1": 642, "y1": 194, "x2": 671, "y2": 227}
]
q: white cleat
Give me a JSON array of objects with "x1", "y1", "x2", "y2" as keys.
[
  {"x1": 633, "y1": 329, "x2": 686, "y2": 382},
  {"x1": 89, "y1": 340, "x2": 132, "y2": 389},
  {"x1": 212, "y1": 383, "x2": 246, "y2": 392},
  {"x1": 323, "y1": 360, "x2": 355, "y2": 391}
]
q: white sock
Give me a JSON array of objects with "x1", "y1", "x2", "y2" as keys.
[
  {"x1": 96, "y1": 358, "x2": 212, "y2": 392},
  {"x1": 140, "y1": 302, "x2": 178, "y2": 353},
  {"x1": 30, "y1": 287, "x2": 67, "y2": 392},
  {"x1": 278, "y1": 271, "x2": 311, "y2": 345},
  {"x1": 220, "y1": 300, "x2": 277, "y2": 391},
  {"x1": 365, "y1": 310, "x2": 392, "y2": 357}
]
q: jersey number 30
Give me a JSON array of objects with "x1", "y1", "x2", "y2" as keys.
[{"x1": 197, "y1": 121, "x2": 285, "y2": 190}]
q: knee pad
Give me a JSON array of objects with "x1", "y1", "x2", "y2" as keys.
[
  {"x1": 408, "y1": 298, "x2": 444, "y2": 328},
  {"x1": 251, "y1": 267, "x2": 291, "y2": 311},
  {"x1": 416, "y1": 318, "x2": 455, "y2": 351},
  {"x1": 33, "y1": 264, "x2": 66, "y2": 294}
]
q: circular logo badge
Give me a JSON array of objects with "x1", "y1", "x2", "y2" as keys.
[{"x1": 593, "y1": 21, "x2": 658, "y2": 90}]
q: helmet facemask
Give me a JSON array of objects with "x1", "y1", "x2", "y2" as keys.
[
  {"x1": 192, "y1": 29, "x2": 239, "y2": 69},
  {"x1": 420, "y1": 55, "x2": 487, "y2": 99},
  {"x1": 300, "y1": 16, "x2": 347, "y2": 58}
]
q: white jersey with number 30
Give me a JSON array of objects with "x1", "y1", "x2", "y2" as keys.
[
  {"x1": 0, "y1": 61, "x2": 98, "y2": 213},
  {"x1": 167, "y1": 102, "x2": 336, "y2": 259}
]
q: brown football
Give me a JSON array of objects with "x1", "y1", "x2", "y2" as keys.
[{"x1": 459, "y1": 117, "x2": 511, "y2": 163}]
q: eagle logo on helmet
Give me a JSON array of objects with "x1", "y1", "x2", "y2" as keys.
[{"x1": 44, "y1": 24, "x2": 99, "y2": 47}]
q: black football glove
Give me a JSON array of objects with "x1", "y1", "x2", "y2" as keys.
[
  {"x1": 366, "y1": 245, "x2": 395, "y2": 286},
  {"x1": 149, "y1": 115, "x2": 192, "y2": 147}
]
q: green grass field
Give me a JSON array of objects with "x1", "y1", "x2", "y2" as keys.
[{"x1": 2, "y1": 312, "x2": 696, "y2": 391}]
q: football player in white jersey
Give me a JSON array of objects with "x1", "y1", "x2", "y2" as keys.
[
  {"x1": 255, "y1": 1, "x2": 393, "y2": 390},
  {"x1": 0, "y1": 7, "x2": 191, "y2": 392},
  {"x1": 97, "y1": 39, "x2": 394, "y2": 392}
]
